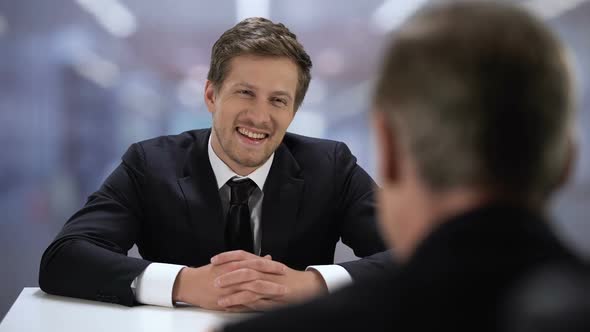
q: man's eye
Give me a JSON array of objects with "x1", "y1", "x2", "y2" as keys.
[
  {"x1": 272, "y1": 98, "x2": 287, "y2": 106},
  {"x1": 238, "y1": 90, "x2": 253, "y2": 96}
]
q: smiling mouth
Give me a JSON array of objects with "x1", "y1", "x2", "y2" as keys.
[{"x1": 237, "y1": 127, "x2": 269, "y2": 141}]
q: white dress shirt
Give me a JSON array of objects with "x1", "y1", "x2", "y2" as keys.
[{"x1": 131, "y1": 136, "x2": 352, "y2": 307}]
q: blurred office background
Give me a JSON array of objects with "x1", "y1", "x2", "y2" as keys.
[{"x1": 1, "y1": 0, "x2": 589, "y2": 320}]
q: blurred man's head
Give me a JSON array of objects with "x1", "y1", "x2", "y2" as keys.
[
  {"x1": 372, "y1": 1, "x2": 576, "y2": 260},
  {"x1": 205, "y1": 18, "x2": 312, "y2": 175}
]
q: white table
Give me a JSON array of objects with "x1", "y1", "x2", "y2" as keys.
[{"x1": 0, "y1": 288, "x2": 252, "y2": 332}]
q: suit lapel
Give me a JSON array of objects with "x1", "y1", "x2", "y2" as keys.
[
  {"x1": 177, "y1": 129, "x2": 226, "y2": 257},
  {"x1": 260, "y1": 143, "x2": 304, "y2": 261}
]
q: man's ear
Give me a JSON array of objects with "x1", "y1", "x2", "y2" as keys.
[
  {"x1": 372, "y1": 111, "x2": 400, "y2": 184},
  {"x1": 555, "y1": 133, "x2": 578, "y2": 191},
  {"x1": 204, "y1": 80, "x2": 216, "y2": 114}
]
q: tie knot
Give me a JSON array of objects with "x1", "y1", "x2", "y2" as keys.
[{"x1": 227, "y1": 178, "x2": 257, "y2": 205}]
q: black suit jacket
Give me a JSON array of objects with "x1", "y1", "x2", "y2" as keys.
[
  {"x1": 222, "y1": 204, "x2": 581, "y2": 332},
  {"x1": 39, "y1": 129, "x2": 389, "y2": 306}
]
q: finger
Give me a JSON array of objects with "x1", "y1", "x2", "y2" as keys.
[
  {"x1": 243, "y1": 299, "x2": 282, "y2": 312},
  {"x1": 215, "y1": 258, "x2": 286, "y2": 278},
  {"x1": 218, "y1": 291, "x2": 262, "y2": 308},
  {"x1": 264, "y1": 254, "x2": 272, "y2": 260},
  {"x1": 234, "y1": 279, "x2": 287, "y2": 297},
  {"x1": 233, "y1": 258, "x2": 287, "y2": 274},
  {"x1": 215, "y1": 268, "x2": 262, "y2": 288},
  {"x1": 224, "y1": 305, "x2": 252, "y2": 313},
  {"x1": 211, "y1": 250, "x2": 260, "y2": 265}
]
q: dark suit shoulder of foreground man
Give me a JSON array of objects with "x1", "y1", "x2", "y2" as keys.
[
  {"x1": 221, "y1": 2, "x2": 587, "y2": 331},
  {"x1": 223, "y1": 205, "x2": 578, "y2": 331},
  {"x1": 39, "y1": 17, "x2": 390, "y2": 311}
]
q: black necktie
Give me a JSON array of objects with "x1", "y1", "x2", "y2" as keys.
[{"x1": 225, "y1": 177, "x2": 257, "y2": 253}]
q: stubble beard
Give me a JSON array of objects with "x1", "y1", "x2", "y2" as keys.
[{"x1": 214, "y1": 125, "x2": 275, "y2": 169}]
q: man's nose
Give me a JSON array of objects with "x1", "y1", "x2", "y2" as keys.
[{"x1": 245, "y1": 99, "x2": 272, "y2": 126}]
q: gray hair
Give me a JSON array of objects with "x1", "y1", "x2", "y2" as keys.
[{"x1": 374, "y1": 1, "x2": 575, "y2": 200}]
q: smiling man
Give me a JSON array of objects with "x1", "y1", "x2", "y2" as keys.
[
  {"x1": 207, "y1": 55, "x2": 298, "y2": 176},
  {"x1": 39, "y1": 17, "x2": 390, "y2": 311}
]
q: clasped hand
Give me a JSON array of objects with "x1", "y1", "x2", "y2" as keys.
[{"x1": 172, "y1": 250, "x2": 326, "y2": 312}]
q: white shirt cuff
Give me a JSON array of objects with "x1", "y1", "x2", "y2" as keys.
[
  {"x1": 131, "y1": 263, "x2": 185, "y2": 307},
  {"x1": 306, "y1": 265, "x2": 353, "y2": 293}
]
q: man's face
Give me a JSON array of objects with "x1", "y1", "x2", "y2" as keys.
[{"x1": 205, "y1": 55, "x2": 299, "y2": 174}]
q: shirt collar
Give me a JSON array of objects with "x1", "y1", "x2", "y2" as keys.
[{"x1": 208, "y1": 133, "x2": 274, "y2": 191}]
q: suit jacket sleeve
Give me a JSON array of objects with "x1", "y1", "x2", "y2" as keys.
[
  {"x1": 39, "y1": 143, "x2": 152, "y2": 306},
  {"x1": 332, "y1": 142, "x2": 396, "y2": 279}
]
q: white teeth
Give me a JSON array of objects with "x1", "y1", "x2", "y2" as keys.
[{"x1": 238, "y1": 127, "x2": 267, "y2": 139}]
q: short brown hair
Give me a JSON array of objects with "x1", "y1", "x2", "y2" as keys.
[
  {"x1": 374, "y1": 2, "x2": 574, "y2": 200},
  {"x1": 207, "y1": 17, "x2": 312, "y2": 110}
]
